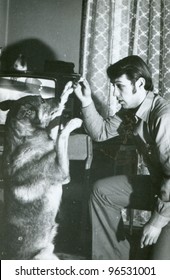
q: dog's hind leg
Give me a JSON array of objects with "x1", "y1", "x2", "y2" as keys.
[{"x1": 56, "y1": 118, "x2": 82, "y2": 184}]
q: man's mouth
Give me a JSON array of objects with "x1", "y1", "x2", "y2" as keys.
[{"x1": 119, "y1": 100, "x2": 124, "y2": 104}]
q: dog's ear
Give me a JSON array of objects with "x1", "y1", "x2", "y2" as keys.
[{"x1": 0, "y1": 100, "x2": 15, "y2": 111}]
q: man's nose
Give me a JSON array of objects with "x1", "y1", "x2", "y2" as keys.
[{"x1": 113, "y1": 85, "x2": 120, "y2": 98}]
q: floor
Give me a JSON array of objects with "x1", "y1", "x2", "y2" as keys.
[{"x1": 54, "y1": 140, "x2": 152, "y2": 260}]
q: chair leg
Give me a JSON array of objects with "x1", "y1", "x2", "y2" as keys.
[
  {"x1": 80, "y1": 169, "x2": 91, "y2": 257},
  {"x1": 129, "y1": 208, "x2": 134, "y2": 235}
]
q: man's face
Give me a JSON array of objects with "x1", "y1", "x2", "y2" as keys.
[{"x1": 111, "y1": 74, "x2": 142, "y2": 109}]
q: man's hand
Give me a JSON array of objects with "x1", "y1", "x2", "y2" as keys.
[
  {"x1": 73, "y1": 78, "x2": 93, "y2": 108},
  {"x1": 140, "y1": 223, "x2": 162, "y2": 248}
]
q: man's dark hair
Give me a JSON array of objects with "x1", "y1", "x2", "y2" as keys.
[{"x1": 107, "y1": 55, "x2": 154, "y2": 91}]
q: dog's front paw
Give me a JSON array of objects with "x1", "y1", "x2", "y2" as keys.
[
  {"x1": 60, "y1": 118, "x2": 82, "y2": 136},
  {"x1": 66, "y1": 118, "x2": 83, "y2": 131},
  {"x1": 60, "y1": 81, "x2": 73, "y2": 106},
  {"x1": 71, "y1": 118, "x2": 83, "y2": 128}
]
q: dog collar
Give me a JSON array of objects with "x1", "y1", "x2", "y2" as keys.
[{"x1": 48, "y1": 116, "x2": 61, "y2": 130}]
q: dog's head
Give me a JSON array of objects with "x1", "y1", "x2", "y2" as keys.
[{"x1": 0, "y1": 95, "x2": 61, "y2": 130}]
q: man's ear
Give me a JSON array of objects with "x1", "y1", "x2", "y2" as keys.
[
  {"x1": 0, "y1": 100, "x2": 15, "y2": 111},
  {"x1": 136, "y1": 77, "x2": 145, "y2": 88}
]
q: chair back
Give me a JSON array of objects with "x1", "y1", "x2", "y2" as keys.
[{"x1": 68, "y1": 134, "x2": 93, "y2": 170}]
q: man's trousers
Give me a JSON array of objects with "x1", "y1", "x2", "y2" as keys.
[{"x1": 89, "y1": 175, "x2": 170, "y2": 259}]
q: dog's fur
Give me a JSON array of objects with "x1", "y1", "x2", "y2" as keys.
[{"x1": 0, "y1": 88, "x2": 82, "y2": 260}]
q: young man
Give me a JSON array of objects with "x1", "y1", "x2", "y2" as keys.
[{"x1": 73, "y1": 56, "x2": 170, "y2": 260}]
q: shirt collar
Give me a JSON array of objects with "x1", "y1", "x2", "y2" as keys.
[{"x1": 135, "y1": 91, "x2": 155, "y2": 122}]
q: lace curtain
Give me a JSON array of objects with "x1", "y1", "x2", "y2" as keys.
[{"x1": 80, "y1": 0, "x2": 170, "y2": 117}]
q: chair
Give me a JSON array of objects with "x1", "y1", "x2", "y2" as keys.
[
  {"x1": 68, "y1": 133, "x2": 93, "y2": 252},
  {"x1": 0, "y1": 125, "x2": 4, "y2": 191},
  {"x1": 113, "y1": 144, "x2": 151, "y2": 235},
  {"x1": 112, "y1": 144, "x2": 138, "y2": 235},
  {"x1": 68, "y1": 134, "x2": 93, "y2": 170}
]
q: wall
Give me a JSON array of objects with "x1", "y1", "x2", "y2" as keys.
[{"x1": 2, "y1": 0, "x2": 83, "y2": 73}]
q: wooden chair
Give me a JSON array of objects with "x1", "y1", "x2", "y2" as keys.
[
  {"x1": 0, "y1": 125, "x2": 4, "y2": 191},
  {"x1": 113, "y1": 145, "x2": 151, "y2": 235},
  {"x1": 112, "y1": 144, "x2": 138, "y2": 235}
]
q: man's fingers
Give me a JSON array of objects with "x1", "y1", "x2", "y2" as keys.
[
  {"x1": 152, "y1": 235, "x2": 159, "y2": 245},
  {"x1": 140, "y1": 237, "x2": 145, "y2": 248},
  {"x1": 82, "y1": 78, "x2": 90, "y2": 89},
  {"x1": 140, "y1": 234, "x2": 147, "y2": 248},
  {"x1": 141, "y1": 234, "x2": 159, "y2": 248},
  {"x1": 147, "y1": 237, "x2": 154, "y2": 246}
]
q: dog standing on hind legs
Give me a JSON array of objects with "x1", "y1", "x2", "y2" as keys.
[{"x1": 0, "y1": 81, "x2": 82, "y2": 259}]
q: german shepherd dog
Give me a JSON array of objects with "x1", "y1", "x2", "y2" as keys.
[{"x1": 0, "y1": 82, "x2": 82, "y2": 259}]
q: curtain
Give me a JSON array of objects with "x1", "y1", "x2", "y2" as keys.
[{"x1": 80, "y1": 0, "x2": 170, "y2": 117}]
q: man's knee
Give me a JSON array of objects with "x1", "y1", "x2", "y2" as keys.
[
  {"x1": 91, "y1": 178, "x2": 107, "y2": 199},
  {"x1": 90, "y1": 176, "x2": 118, "y2": 205},
  {"x1": 90, "y1": 175, "x2": 131, "y2": 208},
  {"x1": 92, "y1": 175, "x2": 127, "y2": 196}
]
